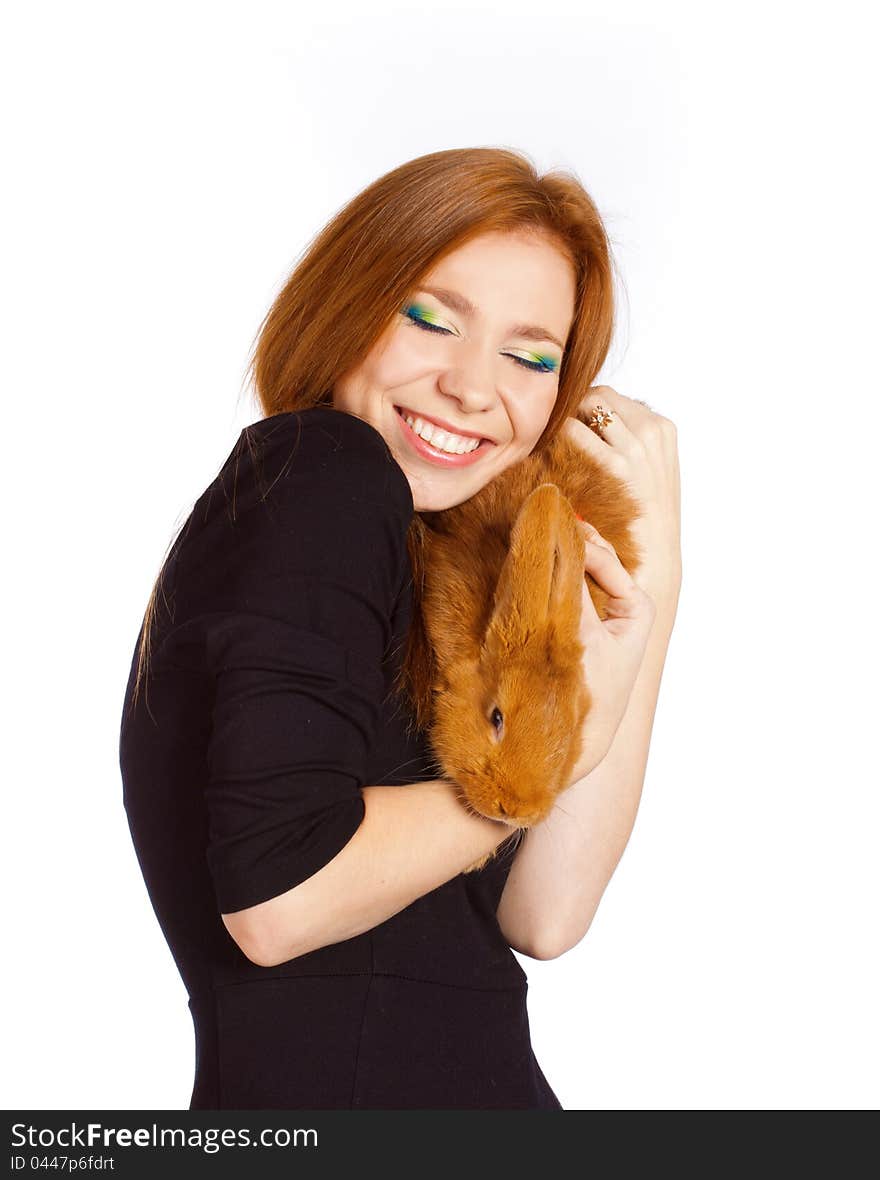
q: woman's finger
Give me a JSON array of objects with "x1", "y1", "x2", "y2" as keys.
[
  {"x1": 582, "y1": 384, "x2": 653, "y2": 426},
  {"x1": 576, "y1": 517, "x2": 615, "y2": 554},
  {"x1": 563, "y1": 409, "x2": 641, "y2": 471},
  {"x1": 567, "y1": 386, "x2": 652, "y2": 460},
  {"x1": 580, "y1": 530, "x2": 645, "y2": 619},
  {"x1": 580, "y1": 576, "x2": 601, "y2": 628},
  {"x1": 577, "y1": 538, "x2": 653, "y2": 646},
  {"x1": 562, "y1": 414, "x2": 615, "y2": 457}
]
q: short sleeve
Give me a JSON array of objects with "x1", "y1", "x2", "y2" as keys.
[{"x1": 186, "y1": 408, "x2": 413, "y2": 914}]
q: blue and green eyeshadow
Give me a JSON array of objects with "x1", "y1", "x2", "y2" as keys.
[{"x1": 401, "y1": 302, "x2": 559, "y2": 374}]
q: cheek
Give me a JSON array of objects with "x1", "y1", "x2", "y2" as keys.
[
  {"x1": 512, "y1": 389, "x2": 558, "y2": 447},
  {"x1": 369, "y1": 327, "x2": 434, "y2": 386}
]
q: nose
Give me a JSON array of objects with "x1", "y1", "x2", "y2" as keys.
[{"x1": 436, "y1": 336, "x2": 498, "y2": 415}]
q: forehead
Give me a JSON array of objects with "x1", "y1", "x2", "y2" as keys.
[{"x1": 420, "y1": 230, "x2": 576, "y2": 334}]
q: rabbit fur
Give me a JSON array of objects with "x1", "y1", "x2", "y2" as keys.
[{"x1": 410, "y1": 408, "x2": 644, "y2": 872}]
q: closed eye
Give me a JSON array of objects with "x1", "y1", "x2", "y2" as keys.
[
  {"x1": 403, "y1": 306, "x2": 450, "y2": 336},
  {"x1": 402, "y1": 306, "x2": 557, "y2": 374}
]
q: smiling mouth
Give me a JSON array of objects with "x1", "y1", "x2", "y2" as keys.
[{"x1": 394, "y1": 405, "x2": 494, "y2": 451}]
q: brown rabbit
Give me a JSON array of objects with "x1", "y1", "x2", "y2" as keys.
[{"x1": 402, "y1": 408, "x2": 644, "y2": 872}]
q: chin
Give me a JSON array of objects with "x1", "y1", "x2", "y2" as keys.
[{"x1": 409, "y1": 484, "x2": 460, "y2": 513}]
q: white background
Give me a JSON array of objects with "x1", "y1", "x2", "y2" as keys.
[{"x1": 3, "y1": 0, "x2": 877, "y2": 1110}]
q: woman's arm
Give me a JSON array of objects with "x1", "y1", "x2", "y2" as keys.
[
  {"x1": 224, "y1": 778, "x2": 514, "y2": 968},
  {"x1": 496, "y1": 385, "x2": 682, "y2": 960},
  {"x1": 201, "y1": 412, "x2": 522, "y2": 967},
  {"x1": 496, "y1": 594, "x2": 678, "y2": 960}
]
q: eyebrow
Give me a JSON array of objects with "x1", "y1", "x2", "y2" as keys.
[{"x1": 417, "y1": 284, "x2": 567, "y2": 351}]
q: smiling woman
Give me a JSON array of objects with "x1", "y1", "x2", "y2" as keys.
[
  {"x1": 333, "y1": 228, "x2": 577, "y2": 509},
  {"x1": 120, "y1": 146, "x2": 623, "y2": 1111}
]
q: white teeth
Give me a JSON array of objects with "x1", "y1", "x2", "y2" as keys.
[{"x1": 402, "y1": 411, "x2": 481, "y2": 454}]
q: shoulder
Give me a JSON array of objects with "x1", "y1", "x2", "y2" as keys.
[
  {"x1": 234, "y1": 406, "x2": 413, "y2": 518},
  {"x1": 156, "y1": 406, "x2": 414, "y2": 642},
  {"x1": 175, "y1": 406, "x2": 414, "y2": 582}
]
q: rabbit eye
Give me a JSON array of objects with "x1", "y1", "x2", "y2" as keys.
[{"x1": 490, "y1": 706, "x2": 504, "y2": 736}]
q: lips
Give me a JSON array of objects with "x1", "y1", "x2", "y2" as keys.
[
  {"x1": 393, "y1": 405, "x2": 494, "y2": 467},
  {"x1": 394, "y1": 404, "x2": 493, "y2": 445}
]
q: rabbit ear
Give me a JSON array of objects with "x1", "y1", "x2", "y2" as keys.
[{"x1": 484, "y1": 483, "x2": 582, "y2": 657}]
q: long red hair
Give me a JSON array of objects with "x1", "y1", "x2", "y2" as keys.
[{"x1": 132, "y1": 147, "x2": 618, "y2": 714}]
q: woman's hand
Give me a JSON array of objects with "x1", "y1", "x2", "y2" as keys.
[
  {"x1": 564, "y1": 522, "x2": 657, "y2": 780},
  {"x1": 563, "y1": 385, "x2": 682, "y2": 619},
  {"x1": 561, "y1": 385, "x2": 682, "y2": 779}
]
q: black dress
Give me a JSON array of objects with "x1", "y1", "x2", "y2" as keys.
[{"x1": 118, "y1": 405, "x2": 563, "y2": 1110}]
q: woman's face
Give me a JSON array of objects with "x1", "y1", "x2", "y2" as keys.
[{"x1": 332, "y1": 229, "x2": 576, "y2": 512}]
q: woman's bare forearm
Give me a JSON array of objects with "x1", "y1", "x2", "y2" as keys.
[
  {"x1": 238, "y1": 778, "x2": 511, "y2": 967},
  {"x1": 496, "y1": 600, "x2": 678, "y2": 959}
]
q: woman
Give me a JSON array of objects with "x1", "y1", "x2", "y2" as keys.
[{"x1": 118, "y1": 146, "x2": 681, "y2": 1109}]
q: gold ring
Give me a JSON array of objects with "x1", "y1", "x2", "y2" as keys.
[{"x1": 587, "y1": 404, "x2": 616, "y2": 436}]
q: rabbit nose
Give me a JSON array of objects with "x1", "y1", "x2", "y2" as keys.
[{"x1": 496, "y1": 800, "x2": 508, "y2": 817}]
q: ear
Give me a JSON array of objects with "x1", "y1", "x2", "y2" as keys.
[
  {"x1": 546, "y1": 497, "x2": 586, "y2": 654},
  {"x1": 484, "y1": 483, "x2": 578, "y2": 658}
]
